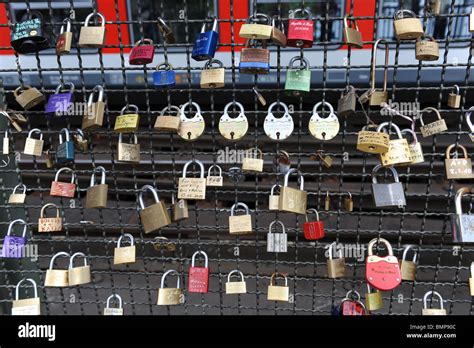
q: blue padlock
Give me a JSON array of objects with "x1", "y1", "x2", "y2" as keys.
[
  {"x1": 192, "y1": 17, "x2": 219, "y2": 61},
  {"x1": 239, "y1": 39, "x2": 270, "y2": 75},
  {"x1": 1, "y1": 219, "x2": 27, "y2": 259},
  {"x1": 56, "y1": 128, "x2": 75, "y2": 164},
  {"x1": 153, "y1": 63, "x2": 176, "y2": 88},
  {"x1": 45, "y1": 82, "x2": 75, "y2": 117}
]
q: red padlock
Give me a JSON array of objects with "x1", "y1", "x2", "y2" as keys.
[
  {"x1": 303, "y1": 208, "x2": 324, "y2": 240},
  {"x1": 365, "y1": 238, "x2": 401, "y2": 291},
  {"x1": 341, "y1": 292, "x2": 366, "y2": 316},
  {"x1": 50, "y1": 167, "x2": 76, "y2": 198},
  {"x1": 287, "y1": 8, "x2": 314, "y2": 48},
  {"x1": 129, "y1": 38, "x2": 155, "y2": 65},
  {"x1": 188, "y1": 250, "x2": 209, "y2": 293}
]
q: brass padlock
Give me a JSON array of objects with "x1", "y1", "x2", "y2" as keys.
[
  {"x1": 114, "y1": 233, "x2": 136, "y2": 265},
  {"x1": 445, "y1": 144, "x2": 474, "y2": 179},
  {"x1": 117, "y1": 134, "x2": 140, "y2": 164},
  {"x1": 74, "y1": 129, "x2": 89, "y2": 153},
  {"x1": 115, "y1": 104, "x2": 140, "y2": 133},
  {"x1": 78, "y1": 12, "x2": 106, "y2": 48},
  {"x1": 23, "y1": 128, "x2": 44, "y2": 156},
  {"x1": 470, "y1": 262, "x2": 474, "y2": 296},
  {"x1": 327, "y1": 242, "x2": 346, "y2": 278},
  {"x1": 38, "y1": 203, "x2": 62, "y2": 232},
  {"x1": 86, "y1": 166, "x2": 108, "y2": 209},
  {"x1": 104, "y1": 294, "x2": 124, "y2": 315},
  {"x1": 158, "y1": 270, "x2": 182, "y2": 305},
  {"x1": 422, "y1": 291, "x2": 446, "y2": 315},
  {"x1": 343, "y1": 16, "x2": 363, "y2": 48},
  {"x1": 344, "y1": 192, "x2": 353, "y2": 212},
  {"x1": 269, "y1": 184, "x2": 281, "y2": 211},
  {"x1": 401, "y1": 128, "x2": 424, "y2": 165},
  {"x1": 157, "y1": 17, "x2": 175, "y2": 44},
  {"x1": 365, "y1": 284, "x2": 383, "y2": 312},
  {"x1": 178, "y1": 160, "x2": 207, "y2": 200},
  {"x1": 225, "y1": 270, "x2": 247, "y2": 294},
  {"x1": 139, "y1": 185, "x2": 171, "y2": 233},
  {"x1": 177, "y1": 101, "x2": 206, "y2": 141},
  {"x1": 400, "y1": 245, "x2": 417, "y2": 281},
  {"x1": 325, "y1": 191, "x2": 331, "y2": 211},
  {"x1": 357, "y1": 124, "x2": 390, "y2": 154},
  {"x1": 154, "y1": 105, "x2": 181, "y2": 133},
  {"x1": 359, "y1": 39, "x2": 389, "y2": 106},
  {"x1": 415, "y1": 36, "x2": 439, "y2": 61},
  {"x1": 242, "y1": 147, "x2": 264, "y2": 172},
  {"x1": 337, "y1": 85, "x2": 357, "y2": 117},
  {"x1": 8, "y1": 184, "x2": 27, "y2": 204},
  {"x1": 278, "y1": 168, "x2": 307, "y2": 215},
  {"x1": 420, "y1": 106, "x2": 448, "y2": 137},
  {"x1": 12, "y1": 278, "x2": 41, "y2": 315},
  {"x1": 1, "y1": 111, "x2": 22, "y2": 132},
  {"x1": 447, "y1": 85, "x2": 461, "y2": 108},
  {"x1": 308, "y1": 101, "x2": 339, "y2": 141},
  {"x1": 56, "y1": 18, "x2": 72, "y2": 55},
  {"x1": 239, "y1": 39, "x2": 270, "y2": 74},
  {"x1": 267, "y1": 272, "x2": 289, "y2": 302},
  {"x1": 393, "y1": 9, "x2": 424, "y2": 40},
  {"x1": 171, "y1": 194, "x2": 189, "y2": 222},
  {"x1": 44, "y1": 148, "x2": 55, "y2": 168},
  {"x1": 153, "y1": 236, "x2": 176, "y2": 252},
  {"x1": 45, "y1": 252, "x2": 70, "y2": 287},
  {"x1": 207, "y1": 164, "x2": 223, "y2": 187},
  {"x1": 229, "y1": 202, "x2": 252, "y2": 235},
  {"x1": 3, "y1": 129, "x2": 9, "y2": 155},
  {"x1": 377, "y1": 122, "x2": 412, "y2": 166},
  {"x1": 270, "y1": 17, "x2": 286, "y2": 47},
  {"x1": 239, "y1": 13, "x2": 272, "y2": 40},
  {"x1": 219, "y1": 101, "x2": 249, "y2": 141},
  {"x1": 69, "y1": 252, "x2": 92, "y2": 286},
  {"x1": 200, "y1": 59, "x2": 225, "y2": 88},
  {"x1": 82, "y1": 85, "x2": 105, "y2": 130},
  {"x1": 14, "y1": 85, "x2": 45, "y2": 110}
]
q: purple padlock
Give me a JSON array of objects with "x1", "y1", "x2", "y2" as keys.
[
  {"x1": 45, "y1": 82, "x2": 75, "y2": 117},
  {"x1": 1, "y1": 219, "x2": 27, "y2": 259}
]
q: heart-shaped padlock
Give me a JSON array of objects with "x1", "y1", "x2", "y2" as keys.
[
  {"x1": 178, "y1": 101, "x2": 206, "y2": 141},
  {"x1": 219, "y1": 101, "x2": 249, "y2": 141},
  {"x1": 264, "y1": 102, "x2": 294, "y2": 141},
  {"x1": 308, "y1": 101, "x2": 340, "y2": 141},
  {"x1": 365, "y1": 238, "x2": 401, "y2": 291}
]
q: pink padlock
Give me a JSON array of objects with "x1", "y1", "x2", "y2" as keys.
[
  {"x1": 287, "y1": 8, "x2": 314, "y2": 48},
  {"x1": 129, "y1": 38, "x2": 155, "y2": 65},
  {"x1": 188, "y1": 250, "x2": 209, "y2": 293}
]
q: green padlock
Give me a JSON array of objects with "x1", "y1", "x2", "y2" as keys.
[{"x1": 285, "y1": 56, "x2": 311, "y2": 96}]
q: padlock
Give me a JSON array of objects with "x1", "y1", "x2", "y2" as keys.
[
  {"x1": 239, "y1": 13, "x2": 272, "y2": 40},
  {"x1": 158, "y1": 270, "x2": 182, "y2": 305},
  {"x1": 3, "y1": 129, "x2": 9, "y2": 155},
  {"x1": 117, "y1": 134, "x2": 140, "y2": 164},
  {"x1": 427, "y1": 0, "x2": 441, "y2": 15},
  {"x1": 393, "y1": 9, "x2": 424, "y2": 40},
  {"x1": 400, "y1": 245, "x2": 417, "y2": 281},
  {"x1": 1, "y1": 219, "x2": 27, "y2": 258},
  {"x1": 129, "y1": 38, "x2": 155, "y2": 65},
  {"x1": 207, "y1": 164, "x2": 223, "y2": 187},
  {"x1": 452, "y1": 187, "x2": 474, "y2": 243},
  {"x1": 422, "y1": 291, "x2": 446, "y2": 315},
  {"x1": 419, "y1": 107, "x2": 447, "y2": 137},
  {"x1": 285, "y1": 57, "x2": 311, "y2": 96},
  {"x1": 365, "y1": 284, "x2": 383, "y2": 312},
  {"x1": 14, "y1": 85, "x2": 44, "y2": 110},
  {"x1": 56, "y1": 128, "x2": 75, "y2": 164},
  {"x1": 264, "y1": 102, "x2": 294, "y2": 141},
  {"x1": 178, "y1": 160, "x2": 207, "y2": 200},
  {"x1": 335, "y1": 291, "x2": 367, "y2": 316},
  {"x1": 6, "y1": 111, "x2": 27, "y2": 125},
  {"x1": 153, "y1": 236, "x2": 177, "y2": 252},
  {"x1": 10, "y1": 11, "x2": 49, "y2": 54},
  {"x1": 239, "y1": 39, "x2": 270, "y2": 75},
  {"x1": 242, "y1": 147, "x2": 264, "y2": 172},
  {"x1": 447, "y1": 85, "x2": 461, "y2": 108},
  {"x1": 344, "y1": 192, "x2": 353, "y2": 211},
  {"x1": 86, "y1": 166, "x2": 108, "y2": 209},
  {"x1": 445, "y1": 144, "x2": 473, "y2": 180},
  {"x1": 45, "y1": 252, "x2": 70, "y2": 287},
  {"x1": 303, "y1": 208, "x2": 324, "y2": 240},
  {"x1": 78, "y1": 12, "x2": 106, "y2": 48},
  {"x1": 104, "y1": 294, "x2": 123, "y2": 315},
  {"x1": 45, "y1": 82, "x2": 75, "y2": 117},
  {"x1": 359, "y1": 39, "x2": 389, "y2": 106},
  {"x1": 267, "y1": 220, "x2": 287, "y2": 253},
  {"x1": 356, "y1": 124, "x2": 390, "y2": 154},
  {"x1": 157, "y1": 17, "x2": 175, "y2": 44},
  {"x1": 267, "y1": 272, "x2": 289, "y2": 302},
  {"x1": 56, "y1": 18, "x2": 72, "y2": 55},
  {"x1": 287, "y1": 8, "x2": 314, "y2": 48},
  {"x1": 192, "y1": 17, "x2": 219, "y2": 61},
  {"x1": 69, "y1": 252, "x2": 92, "y2": 286},
  {"x1": 50, "y1": 167, "x2": 76, "y2": 198},
  {"x1": 82, "y1": 85, "x2": 105, "y2": 130},
  {"x1": 139, "y1": 185, "x2": 171, "y2": 234},
  {"x1": 371, "y1": 165, "x2": 406, "y2": 208},
  {"x1": 366, "y1": 238, "x2": 401, "y2": 291},
  {"x1": 219, "y1": 101, "x2": 248, "y2": 141},
  {"x1": 225, "y1": 270, "x2": 247, "y2": 294},
  {"x1": 270, "y1": 17, "x2": 286, "y2": 47},
  {"x1": 276, "y1": 150, "x2": 291, "y2": 174},
  {"x1": 337, "y1": 85, "x2": 357, "y2": 117},
  {"x1": 269, "y1": 184, "x2": 281, "y2": 211},
  {"x1": 8, "y1": 184, "x2": 26, "y2": 204},
  {"x1": 201, "y1": 59, "x2": 225, "y2": 89},
  {"x1": 153, "y1": 63, "x2": 176, "y2": 88},
  {"x1": 471, "y1": 8, "x2": 474, "y2": 32},
  {"x1": 73, "y1": 129, "x2": 89, "y2": 153},
  {"x1": 253, "y1": 87, "x2": 267, "y2": 106},
  {"x1": 377, "y1": 122, "x2": 411, "y2": 167},
  {"x1": 113, "y1": 233, "x2": 136, "y2": 265},
  {"x1": 324, "y1": 191, "x2": 331, "y2": 211},
  {"x1": 401, "y1": 128, "x2": 424, "y2": 164},
  {"x1": 415, "y1": 36, "x2": 439, "y2": 61},
  {"x1": 23, "y1": 129, "x2": 44, "y2": 157},
  {"x1": 44, "y1": 148, "x2": 55, "y2": 168},
  {"x1": 279, "y1": 168, "x2": 307, "y2": 215},
  {"x1": 327, "y1": 242, "x2": 346, "y2": 278},
  {"x1": 171, "y1": 194, "x2": 189, "y2": 222},
  {"x1": 12, "y1": 278, "x2": 41, "y2": 316},
  {"x1": 1, "y1": 112, "x2": 21, "y2": 133},
  {"x1": 38, "y1": 203, "x2": 62, "y2": 232},
  {"x1": 229, "y1": 202, "x2": 253, "y2": 235},
  {"x1": 469, "y1": 262, "x2": 474, "y2": 296},
  {"x1": 154, "y1": 105, "x2": 181, "y2": 132},
  {"x1": 188, "y1": 251, "x2": 209, "y2": 293},
  {"x1": 177, "y1": 101, "x2": 206, "y2": 141},
  {"x1": 308, "y1": 101, "x2": 340, "y2": 141},
  {"x1": 115, "y1": 104, "x2": 140, "y2": 133},
  {"x1": 343, "y1": 16, "x2": 363, "y2": 48}
]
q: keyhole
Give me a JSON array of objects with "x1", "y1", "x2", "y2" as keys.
[
  {"x1": 322, "y1": 132, "x2": 327, "y2": 139},
  {"x1": 276, "y1": 132, "x2": 280, "y2": 140},
  {"x1": 187, "y1": 132, "x2": 192, "y2": 139},
  {"x1": 369, "y1": 145, "x2": 376, "y2": 150},
  {"x1": 230, "y1": 131, "x2": 235, "y2": 140}
]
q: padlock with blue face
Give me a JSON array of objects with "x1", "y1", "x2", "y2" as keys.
[
  {"x1": 45, "y1": 82, "x2": 75, "y2": 117},
  {"x1": 1, "y1": 219, "x2": 27, "y2": 259},
  {"x1": 153, "y1": 63, "x2": 176, "y2": 88},
  {"x1": 239, "y1": 39, "x2": 270, "y2": 75},
  {"x1": 56, "y1": 128, "x2": 75, "y2": 164},
  {"x1": 192, "y1": 17, "x2": 219, "y2": 61}
]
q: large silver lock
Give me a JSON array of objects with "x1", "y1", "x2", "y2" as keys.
[
  {"x1": 219, "y1": 101, "x2": 248, "y2": 141},
  {"x1": 267, "y1": 220, "x2": 287, "y2": 253},
  {"x1": 308, "y1": 101, "x2": 340, "y2": 141},
  {"x1": 371, "y1": 164, "x2": 406, "y2": 208},
  {"x1": 264, "y1": 102, "x2": 294, "y2": 141},
  {"x1": 452, "y1": 187, "x2": 474, "y2": 243},
  {"x1": 178, "y1": 101, "x2": 206, "y2": 141}
]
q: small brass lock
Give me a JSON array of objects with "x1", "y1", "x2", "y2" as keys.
[
  {"x1": 393, "y1": 9, "x2": 424, "y2": 40},
  {"x1": 117, "y1": 133, "x2": 140, "y2": 164},
  {"x1": 177, "y1": 101, "x2": 206, "y2": 141},
  {"x1": 279, "y1": 168, "x2": 307, "y2": 215},
  {"x1": 401, "y1": 128, "x2": 424, "y2": 165},
  {"x1": 74, "y1": 129, "x2": 89, "y2": 153},
  {"x1": 38, "y1": 203, "x2": 62, "y2": 233},
  {"x1": 207, "y1": 164, "x2": 224, "y2": 187},
  {"x1": 225, "y1": 270, "x2": 247, "y2": 294},
  {"x1": 242, "y1": 147, "x2": 264, "y2": 172},
  {"x1": 45, "y1": 252, "x2": 70, "y2": 287},
  {"x1": 445, "y1": 144, "x2": 474, "y2": 180},
  {"x1": 327, "y1": 242, "x2": 346, "y2": 278},
  {"x1": 200, "y1": 59, "x2": 225, "y2": 89},
  {"x1": 419, "y1": 107, "x2": 447, "y2": 137},
  {"x1": 78, "y1": 12, "x2": 106, "y2": 48},
  {"x1": 113, "y1": 233, "x2": 136, "y2": 265},
  {"x1": 104, "y1": 294, "x2": 124, "y2": 315},
  {"x1": 365, "y1": 284, "x2": 383, "y2": 312},
  {"x1": 344, "y1": 192, "x2": 353, "y2": 212},
  {"x1": 267, "y1": 272, "x2": 289, "y2": 302},
  {"x1": 139, "y1": 185, "x2": 171, "y2": 233},
  {"x1": 23, "y1": 128, "x2": 44, "y2": 156},
  {"x1": 155, "y1": 105, "x2": 181, "y2": 133},
  {"x1": 8, "y1": 184, "x2": 27, "y2": 204},
  {"x1": 415, "y1": 36, "x2": 439, "y2": 61},
  {"x1": 115, "y1": 104, "x2": 140, "y2": 133},
  {"x1": 14, "y1": 85, "x2": 45, "y2": 110},
  {"x1": 82, "y1": 85, "x2": 105, "y2": 130},
  {"x1": 12, "y1": 278, "x2": 41, "y2": 315},
  {"x1": 359, "y1": 39, "x2": 389, "y2": 106},
  {"x1": 56, "y1": 18, "x2": 72, "y2": 55},
  {"x1": 270, "y1": 17, "x2": 286, "y2": 47},
  {"x1": 400, "y1": 245, "x2": 417, "y2": 281},
  {"x1": 269, "y1": 184, "x2": 281, "y2": 211},
  {"x1": 356, "y1": 124, "x2": 390, "y2": 154},
  {"x1": 239, "y1": 13, "x2": 272, "y2": 40},
  {"x1": 447, "y1": 85, "x2": 461, "y2": 108},
  {"x1": 68, "y1": 252, "x2": 92, "y2": 286},
  {"x1": 422, "y1": 291, "x2": 446, "y2": 315},
  {"x1": 157, "y1": 17, "x2": 175, "y2": 44},
  {"x1": 229, "y1": 202, "x2": 252, "y2": 235},
  {"x1": 85, "y1": 166, "x2": 108, "y2": 209},
  {"x1": 171, "y1": 194, "x2": 189, "y2": 222},
  {"x1": 343, "y1": 16, "x2": 363, "y2": 48},
  {"x1": 377, "y1": 122, "x2": 412, "y2": 167},
  {"x1": 158, "y1": 270, "x2": 182, "y2": 305}
]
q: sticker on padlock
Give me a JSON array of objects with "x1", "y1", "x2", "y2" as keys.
[
  {"x1": 82, "y1": 85, "x2": 105, "y2": 130},
  {"x1": 11, "y1": 11, "x2": 50, "y2": 54},
  {"x1": 445, "y1": 144, "x2": 474, "y2": 180},
  {"x1": 239, "y1": 39, "x2": 270, "y2": 75},
  {"x1": 154, "y1": 105, "x2": 181, "y2": 132},
  {"x1": 287, "y1": 8, "x2": 314, "y2": 48},
  {"x1": 400, "y1": 245, "x2": 417, "y2": 281},
  {"x1": 365, "y1": 238, "x2": 402, "y2": 291},
  {"x1": 12, "y1": 278, "x2": 41, "y2": 316},
  {"x1": 1, "y1": 219, "x2": 28, "y2": 259},
  {"x1": 44, "y1": 252, "x2": 70, "y2": 287},
  {"x1": 56, "y1": 128, "x2": 75, "y2": 164},
  {"x1": 337, "y1": 85, "x2": 357, "y2": 117},
  {"x1": 327, "y1": 242, "x2": 346, "y2": 278},
  {"x1": 415, "y1": 35, "x2": 439, "y2": 61},
  {"x1": 242, "y1": 148, "x2": 264, "y2": 172},
  {"x1": 177, "y1": 102, "x2": 206, "y2": 141},
  {"x1": 78, "y1": 12, "x2": 106, "y2": 48},
  {"x1": 239, "y1": 13, "x2": 272, "y2": 40},
  {"x1": 38, "y1": 203, "x2": 62, "y2": 232},
  {"x1": 104, "y1": 294, "x2": 123, "y2": 315},
  {"x1": 129, "y1": 38, "x2": 155, "y2": 65},
  {"x1": 225, "y1": 270, "x2": 247, "y2": 295},
  {"x1": 278, "y1": 168, "x2": 307, "y2": 215},
  {"x1": 86, "y1": 166, "x2": 108, "y2": 209},
  {"x1": 400, "y1": 128, "x2": 424, "y2": 165},
  {"x1": 377, "y1": 122, "x2": 412, "y2": 167},
  {"x1": 115, "y1": 104, "x2": 140, "y2": 133},
  {"x1": 343, "y1": 16, "x2": 363, "y2": 48},
  {"x1": 285, "y1": 57, "x2": 311, "y2": 96},
  {"x1": 201, "y1": 59, "x2": 225, "y2": 89},
  {"x1": 8, "y1": 184, "x2": 27, "y2": 204},
  {"x1": 68, "y1": 252, "x2": 92, "y2": 286},
  {"x1": 371, "y1": 164, "x2": 406, "y2": 208},
  {"x1": 267, "y1": 220, "x2": 287, "y2": 253},
  {"x1": 267, "y1": 272, "x2": 289, "y2": 302},
  {"x1": 269, "y1": 184, "x2": 281, "y2": 211},
  {"x1": 188, "y1": 251, "x2": 209, "y2": 293},
  {"x1": 192, "y1": 17, "x2": 219, "y2": 61},
  {"x1": 113, "y1": 233, "x2": 136, "y2": 265},
  {"x1": 264, "y1": 102, "x2": 294, "y2": 141},
  {"x1": 308, "y1": 101, "x2": 340, "y2": 141},
  {"x1": 50, "y1": 167, "x2": 76, "y2": 198},
  {"x1": 207, "y1": 164, "x2": 223, "y2": 187},
  {"x1": 359, "y1": 39, "x2": 389, "y2": 106},
  {"x1": 303, "y1": 208, "x2": 324, "y2": 240},
  {"x1": 56, "y1": 18, "x2": 72, "y2": 55},
  {"x1": 139, "y1": 185, "x2": 171, "y2": 234},
  {"x1": 356, "y1": 124, "x2": 390, "y2": 154},
  {"x1": 229, "y1": 202, "x2": 253, "y2": 235},
  {"x1": 393, "y1": 9, "x2": 424, "y2": 40},
  {"x1": 158, "y1": 270, "x2": 182, "y2": 305},
  {"x1": 117, "y1": 133, "x2": 140, "y2": 164},
  {"x1": 14, "y1": 85, "x2": 45, "y2": 110},
  {"x1": 45, "y1": 82, "x2": 75, "y2": 117},
  {"x1": 419, "y1": 107, "x2": 447, "y2": 137},
  {"x1": 422, "y1": 291, "x2": 446, "y2": 315},
  {"x1": 219, "y1": 101, "x2": 248, "y2": 141},
  {"x1": 153, "y1": 63, "x2": 176, "y2": 88},
  {"x1": 178, "y1": 160, "x2": 207, "y2": 200},
  {"x1": 451, "y1": 187, "x2": 474, "y2": 243}
]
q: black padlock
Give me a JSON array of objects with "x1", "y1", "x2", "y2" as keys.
[{"x1": 11, "y1": 11, "x2": 50, "y2": 54}]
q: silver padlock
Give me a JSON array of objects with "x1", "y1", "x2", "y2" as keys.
[
  {"x1": 422, "y1": 291, "x2": 446, "y2": 315},
  {"x1": 371, "y1": 164, "x2": 406, "y2": 208},
  {"x1": 104, "y1": 294, "x2": 124, "y2": 315},
  {"x1": 263, "y1": 102, "x2": 294, "y2": 141},
  {"x1": 308, "y1": 101, "x2": 340, "y2": 141},
  {"x1": 267, "y1": 220, "x2": 287, "y2": 253},
  {"x1": 452, "y1": 187, "x2": 474, "y2": 243},
  {"x1": 269, "y1": 184, "x2": 281, "y2": 211},
  {"x1": 219, "y1": 101, "x2": 248, "y2": 141}
]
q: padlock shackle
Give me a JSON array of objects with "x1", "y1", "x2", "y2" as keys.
[
  {"x1": 367, "y1": 237, "x2": 394, "y2": 256},
  {"x1": 419, "y1": 107, "x2": 442, "y2": 126},
  {"x1": 328, "y1": 242, "x2": 343, "y2": 260},
  {"x1": 454, "y1": 187, "x2": 470, "y2": 216},
  {"x1": 157, "y1": 17, "x2": 172, "y2": 35},
  {"x1": 400, "y1": 128, "x2": 419, "y2": 145},
  {"x1": 271, "y1": 16, "x2": 285, "y2": 34},
  {"x1": 445, "y1": 144, "x2": 468, "y2": 160},
  {"x1": 84, "y1": 12, "x2": 106, "y2": 27},
  {"x1": 13, "y1": 85, "x2": 34, "y2": 98},
  {"x1": 204, "y1": 58, "x2": 224, "y2": 70},
  {"x1": 54, "y1": 82, "x2": 75, "y2": 94},
  {"x1": 305, "y1": 208, "x2": 319, "y2": 222},
  {"x1": 291, "y1": 8, "x2": 312, "y2": 20},
  {"x1": 345, "y1": 289, "x2": 361, "y2": 301},
  {"x1": 12, "y1": 184, "x2": 27, "y2": 195},
  {"x1": 54, "y1": 167, "x2": 75, "y2": 183},
  {"x1": 370, "y1": 39, "x2": 389, "y2": 91},
  {"x1": 60, "y1": 18, "x2": 71, "y2": 34},
  {"x1": 244, "y1": 147, "x2": 263, "y2": 160},
  {"x1": 7, "y1": 219, "x2": 28, "y2": 238},
  {"x1": 69, "y1": 252, "x2": 88, "y2": 269},
  {"x1": 191, "y1": 250, "x2": 208, "y2": 268},
  {"x1": 267, "y1": 101, "x2": 290, "y2": 119},
  {"x1": 343, "y1": 15, "x2": 360, "y2": 31},
  {"x1": 138, "y1": 185, "x2": 160, "y2": 209},
  {"x1": 230, "y1": 202, "x2": 250, "y2": 216},
  {"x1": 155, "y1": 62, "x2": 174, "y2": 71},
  {"x1": 269, "y1": 220, "x2": 286, "y2": 234},
  {"x1": 76, "y1": 128, "x2": 86, "y2": 140},
  {"x1": 180, "y1": 101, "x2": 202, "y2": 120},
  {"x1": 312, "y1": 101, "x2": 335, "y2": 118},
  {"x1": 283, "y1": 168, "x2": 304, "y2": 190},
  {"x1": 118, "y1": 133, "x2": 138, "y2": 145},
  {"x1": 288, "y1": 56, "x2": 309, "y2": 70},
  {"x1": 106, "y1": 293, "x2": 123, "y2": 309},
  {"x1": 200, "y1": 16, "x2": 218, "y2": 33},
  {"x1": 15, "y1": 278, "x2": 38, "y2": 300},
  {"x1": 402, "y1": 245, "x2": 418, "y2": 262},
  {"x1": 207, "y1": 164, "x2": 222, "y2": 177},
  {"x1": 120, "y1": 104, "x2": 139, "y2": 115},
  {"x1": 182, "y1": 159, "x2": 205, "y2": 178},
  {"x1": 466, "y1": 106, "x2": 474, "y2": 132},
  {"x1": 160, "y1": 269, "x2": 181, "y2": 289},
  {"x1": 416, "y1": 35, "x2": 435, "y2": 43},
  {"x1": 422, "y1": 290, "x2": 444, "y2": 310},
  {"x1": 376, "y1": 122, "x2": 403, "y2": 139},
  {"x1": 160, "y1": 105, "x2": 181, "y2": 116},
  {"x1": 49, "y1": 251, "x2": 70, "y2": 270},
  {"x1": 133, "y1": 38, "x2": 154, "y2": 46},
  {"x1": 117, "y1": 233, "x2": 134, "y2": 248},
  {"x1": 227, "y1": 270, "x2": 245, "y2": 283},
  {"x1": 90, "y1": 166, "x2": 107, "y2": 186},
  {"x1": 87, "y1": 85, "x2": 105, "y2": 106},
  {"x1": 247, "y1": 13, "x2": 271, "y2": 24},
  {"x1": 270, "y1": 272, "x2": 288, "y2": 286},
  {"x1": 40, "y1": 203, "x2": 60, "y2": 219},
  {"x1": 223, "y1": 101, "x2": 245, "y2": 116},
  {"x1": 270, "y1": 184, "x2": 281, "y2": 195},
  {"x1": 58, "y1": 128, "x2": 71, "y2": 143},
  {"x1": 394, "y1": 9, "x2": 417, "y2": 20}
]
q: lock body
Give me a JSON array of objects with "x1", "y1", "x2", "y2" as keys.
[
  {"x1": 113, "y1": 245, "x2": 136, "y2": 265},
  {"x1": 23, "y1": 138, "x2": 44, "y2": 156},
  {"x1": 337, "y1": 91, "x2": 357, "y2": 117},
  {"x1": 129, "y1": 45, "x2": 155, "y2": 65},
  {"x1": 303, "y1": 221, "x2": 324, "y2": 240},
  {"x1": 357, "y1": 130, "x2": 390, "y2": 154},
  {"x1": 50, "y1": 181, "x2": 76, "y2": 198},
  {"x1": 239, "y1": 48, "x2": 270, "y2": 74},
  {"x1": 1, "y1": 236, "x2": 25, "y2": 258},
  {"x1": 69, "y1": 265, "x2": 91, "y2": 286},
  {"x1": 78, "y1": 26, "x2": 106, "y2": 48},
  {"x1": 225, "y1": 281, "x2": 247, "y2": 294},
  {"x1": 366, "y1": 255, "x2": 402, "y2": 291},
  {"x1": 177, "y1": 178, "x2": 207, "y2": 200},
  {"x1": 229, "y1": 215, "x2": 252, "y2": 235},
  {"x1": 139, "y1": 202, "x2": 171, "y2": 234},
  {"x1": 200, "y1": 68, "x2": 225, "y2": 89},
  {"x1": 379, "y1": 139, "x2": 411, "y2": 166},
  {"x1": 445, "y1": 159, "x2": 473, "y2": 179},
  {"x1": 267, "y1": 285, "x2": 289, "y2": 301},
  {"x1": 371, "y1": 182, "x2": 406, "y2": 208},
  {"x1": 38, "y1": 217, "x2": 62, "y2": 232},
  {"x1": 400, "y1": 260, "x2": 416, "y2": 281},
  {"x1": 56, "y1": 141, "x2": 75, "y2": 164},
  {"x1": 327, "y1": 258, "x2": 346, "y2": 278},
  {"x1": 285, "y1": 69, "x2": 311, "y2": 95},
  {"x1": 365, "y1": 291, "x2": 383, "y2": 311},
  {"x1": 45, "y1": 270, "x2": 69, "y2": 287},
  {"x1": 451, "y1": 214, "x2": 474, "y2": 243},
  {"x1": 157, "y1": 288, "x2": 182, "y2": 305},
  {"x1": 8, "y1": 193, "x2": 26, "y2": 204},
  {"x1": 172, "y1": 199, "x2": 189, "y2": 221},
  {"x1": 242, "y1": 157, "x2": 263, "y2": 172},
  {"x1": 56, "y1": 31, "x2": 72, "y2": 55},
  {"x1": 188, "y1": 266, "x2": 209, "y2": 293},
  {"x1": 45, "y1": 92, "x2": 74, "y2": 117},
  {"x1": 267, "y1": 231, "x2": 287, "y2": 252},
  {"x1": 12, "y1": 298, "x2": 41, "y2": 316},
  {"x1": 15, "y1": 86, "x2": 45, "y2": 110},
  {"x1": 114, "y1": 114, "x2": 140, "y2": 133},
  {"x1": 82, "y1": 101, "x2": 105, "y2": 130},
  {"x1": 85, "y1": 184, "x2": 108, "y2": 209},
  {"x1": 287, "y1": 19, "x2": 314, "y2": 48},
  {"x1": 269, "y1": 195, "x2": 280, "y2": 211},
  {"x1": 278, "y1": 186, "x2": 307, "y2": 215},
  {"x1": 153, "y1": 70, "x2": 176, "y2": 88},
  {"x1": 117, "y1": 142, "x2": 140, "y2": 164},
  {"x1": 415, "y1": 40, "x2": 439, "y2": 61},
  {"x1": 192, "y1": 30, "x2": 218, "y2": 61},
  {"x1": 420, "y1": 119, "x2": 447, "y2": 137},
  {"x1": 154, "y1": 115, "x2": 181, "y2": 132}
]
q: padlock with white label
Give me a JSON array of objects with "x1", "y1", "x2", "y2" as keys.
[{"x1": 229, "y1": 202, "x2": 252, "y2": 235}]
